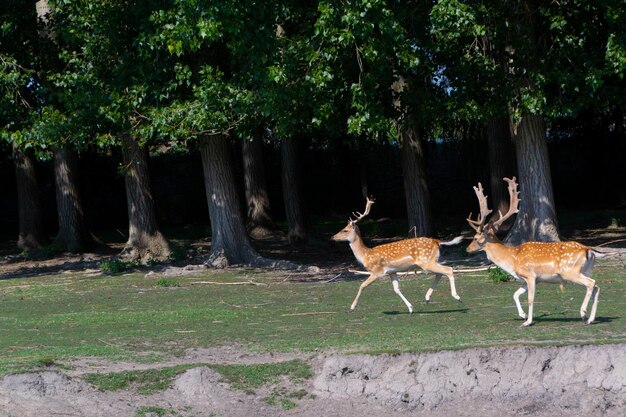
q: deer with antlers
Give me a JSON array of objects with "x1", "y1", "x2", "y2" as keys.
[
  {"x1": 332, "y1": 196, "x2": 463, "y2": 313},
  {"x1": 467, "y1": 177, "x2": 603, "y2": 326}
]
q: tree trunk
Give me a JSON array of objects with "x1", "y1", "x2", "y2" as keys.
[
  {"x1": 199, "y1": 134, "x2": 262, "y2": 266},
  {"x1": 120, "y1": 134, "x2": 170, "y2": 262},
  {"x1": 399, "y1": 120, "x2": 433, "y2": 237},
  {"x1": 358, "y1": 140, "x2": 369, "y2": 199},
  {"x1": 505, "y1": 113, "x2": 560, "y2": 244},
  {"x1": 242, "y1": 132, "x2": 276, "y2": 239},
  {"x1": 13, "y1": 143, "x2": 46, "y2": 251},
  {"x1": 52, "y1": 147, "x2": 94, "y2": 252},
  {"x1": 487, "y1": 115, "x2": 517, "y2": 218},
  {"x1": 281, "y1": 137, "x2": 307, "y2": 244}
]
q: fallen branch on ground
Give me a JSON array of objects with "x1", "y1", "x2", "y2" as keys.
[
  {"x1": 348, "y1": 266, "x2": 491, "y2": 276},
  {"x1": 281, "y1": 311, "x2": 336, "y2": 317},
  {"x1": 191, "y1": 280, "x2": 267, "y2": 286}
]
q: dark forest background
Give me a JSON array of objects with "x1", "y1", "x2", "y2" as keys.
[{"x1": 2, "y1": 124, "x2": 624, "y2": 240}]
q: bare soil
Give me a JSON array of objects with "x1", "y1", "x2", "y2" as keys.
[
  {"x1": 1, "y1": 226, "x2": 625, "y2": 416},
  {"x1": 0, "y1": 344, "x2": 624, "y2": 417}
]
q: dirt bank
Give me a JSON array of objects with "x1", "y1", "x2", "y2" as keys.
[
  {"x1": 314, "y1": 343, "x2": 625, "y2": 417},
  {"x1": 0, "y1": 344, "x2": 624, "y2": 417}
]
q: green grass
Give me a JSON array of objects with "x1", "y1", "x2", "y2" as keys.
[
  {"x1": 83, "y1": 360, "x2": 313, "y2": 412},
  {"x1": 83, "y1": 364, "x2": 199, "y2": 394},
  {"x1": 83, "y1": 359, "x2": 312, "y2": 396},
  {"x1": 0, "y1": 264, "x2": 624, "y2": 375},
  {"x1": 135, "y1": 406, "x2": 180, "y2": 417},
  {"x1": 211, "y1": 359, "x2": 313, "y2": 391}
]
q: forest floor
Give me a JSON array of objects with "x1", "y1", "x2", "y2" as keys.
[{"x1": 0, "y1": 219, "x2": 625, "y2": 416}]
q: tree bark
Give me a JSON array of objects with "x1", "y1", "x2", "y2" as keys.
[
  {"x1": 281, "y1": 137, "x2": 307, "y2": 244},
  {"x1": 13, "y1": 143, "x2": 46, "y2": 251},
  {"x1": 199, "y1": 134, "x2": 262, "y2": 266},
  {"x1": 52, "y1": 147, "x2": 95, "y2": 252},
  {"x1": 399, "y1": 119, "x2": 433, "y2": 237},
  {"x1": 505, "y1": 113, "x2": 560, "y2": 244},
  {"x1": 120, "y1": 134, "x2": 170, "y2": 262},
  {"x1": 487, "y1": 115, "x2": 517, "y2": 218},
  {"x1": 242, "y1": 132, "x2": 276, "y2": 239}
]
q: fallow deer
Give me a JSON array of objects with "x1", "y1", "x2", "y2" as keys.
[
  {"x1": 467, "y1": 177, "x2": 603, "y2": 326},
  {"x1": 332, "y1": 197, "x2": 463, "y2": 313}
]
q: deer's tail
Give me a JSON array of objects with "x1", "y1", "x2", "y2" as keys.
[{"x1": 439, "y1": 236, "x2": 465, "y2": 246}]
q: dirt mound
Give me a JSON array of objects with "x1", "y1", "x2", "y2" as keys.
[
  {"x1": 172, "y1": 366, "x2": 277, "y2": 416},
  {"x1": 0, "y1": 371, "x2": 131, "y2": 416},
  {"x1": 0, "y1": 344, "x2": 624, "y2": 417}
]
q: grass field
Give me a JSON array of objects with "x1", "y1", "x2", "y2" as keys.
[{"x1": 1, "y1": 257, "x2": 625, "y2": 377}]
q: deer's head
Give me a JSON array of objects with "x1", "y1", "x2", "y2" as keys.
[
  {"x1": 466, "y1": 177, "x2": 520, "y2": 253},
  {"x1": 332, "y1": 196, "x2": 375, "y2": 243}
]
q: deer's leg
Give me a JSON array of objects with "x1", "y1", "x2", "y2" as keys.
[
  {"x1": 389, "y1": 272, "x2": 413, "y2": 313},
  {"x1": 351, "y1": 272, "x2": 381, "y2": 312},
  {"x1": 518, "y1": 272, "x2": 535, "y2": 327},
  {"x1": 561, "y1": 272, "x2": 598, "y2": 324},
  {"x1": 513, "y1": 284, "x2": 528, "y2": 320},
  {"x1": 422, "y1": 262, "x2": 460, "y2": 301},
  {"x1": 425, "y1": 275, "x2": 442, "y2": 304},
  {"x1": 587, "y1": 285, "x2": 600, "y2": 324}
]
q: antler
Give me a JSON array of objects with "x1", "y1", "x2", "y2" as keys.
[
  {"x1": 490, "y1": 177, "x2": 520, "y2": 230},
  {"x1": 351, "y1": 196, "x2": 375, "y2": 223},
  {"x1": 467, "y1": 182, "x2": 492, "y2": 232},
  {"x1": 467, "y1": 177, "x2": 520, "y2": 233}
]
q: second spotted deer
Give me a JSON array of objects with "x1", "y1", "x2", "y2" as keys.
[{"x1": 467, "y1": 177, "x2": 604, "y2": 326}]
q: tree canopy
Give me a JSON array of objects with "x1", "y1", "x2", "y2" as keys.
[{"x1": 1, "y1": 0, "x2": 624, "y2": 255}]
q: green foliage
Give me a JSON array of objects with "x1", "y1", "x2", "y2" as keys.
[
  {"x1": 3, "y1": 0, "x2": 622, "y2": 158},
  {"x1": 311, "y1": 0, "x2": 438, "y2": 138},
  {"x1": 430, "y1": 0, "x2": 626, "y2": 128},
  {"x1": 100, "y1": 258, "x2": 137, "y2": 274},
  {"x1": 155, "y1": 278, "x2": 180, "y2": 288},
  {"x1": 488, "y1": 266, "x2": 511, "y2": 283}
]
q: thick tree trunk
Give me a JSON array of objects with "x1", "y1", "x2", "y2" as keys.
[
  {"x1": 199, "y1": 134, "x2": 262, "y2": 267},
  {"x1": 52, "y1": 147, "x2": 94, "y2": 252},
  {"x1": 505, "y1": 113, "x2": 560, "y2": 244},
  {"x1": 281, "y1": 137, "x2": 307, "y2": 244},
  {"x1": 242, "y1": 133, "x2": 276, "y2": 239},
  {"x1": 399, "y1": 120, "x2": 433, "y2": 237},
  {"x1": 120, "y1": 135, "x2": 170, "y2": 262},
  {"x1": 487, "y1": 116, "x2": 517, "y2": 218},
  {"x1": 13, "y1": 143, "x2": 46, "y2": 251}
]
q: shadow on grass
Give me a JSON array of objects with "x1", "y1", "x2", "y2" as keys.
[
  {"x1": 533, "y1": 315, "x2": 618, "y2": 324},
  {"x1": 383, "y1": 308, "x2": 469, "y2": 315}
]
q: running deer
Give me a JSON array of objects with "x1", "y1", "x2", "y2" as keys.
[
  {"x1": 332, "y1": 197, "x2": 463, "y2": 313},
  {"x1": 467, "y1": 177, "x2": 603, "y2": 326}
]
